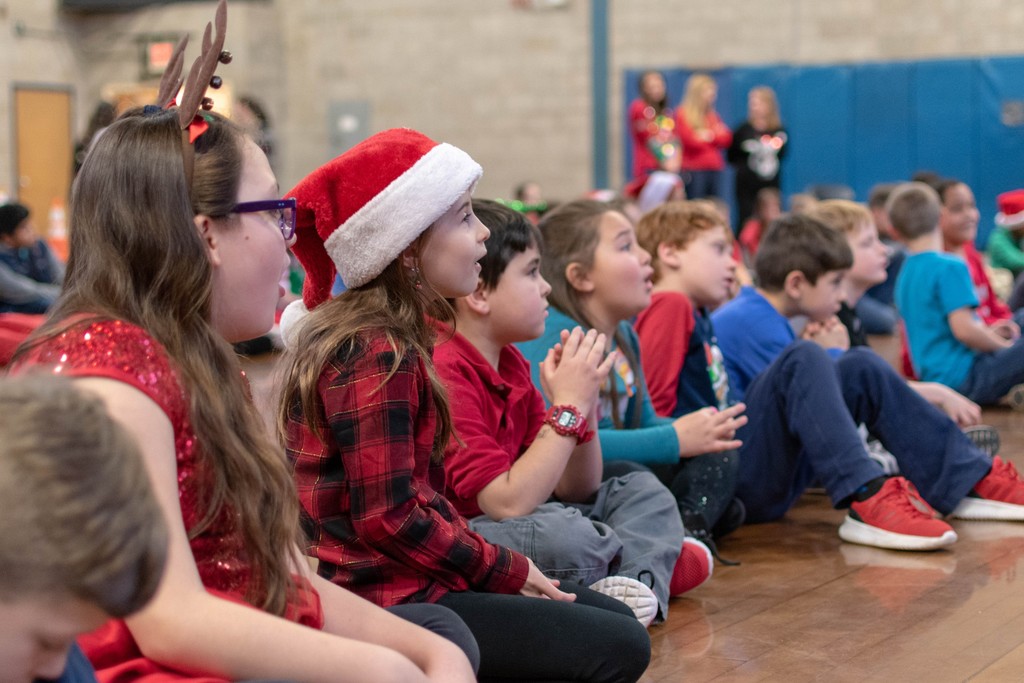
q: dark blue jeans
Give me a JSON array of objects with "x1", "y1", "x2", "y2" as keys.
[
  {"x1": 0, "y1": 297, "x2": 51, "y2": 314},
  {"x1": 684, "y1": 169, "x2": 722, "y2": 199},
  {"x1": 854, "y1": 295, "x2": 899, "y2": 335},
  {"x1": 958, "y1": 336, "x2": 1024, "y2": 406},
  {"x1": 737, "y1": 342, "x2": 991, "y2": 522}
]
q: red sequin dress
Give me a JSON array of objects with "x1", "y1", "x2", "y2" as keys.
[{"x1": 13, "y1": 318, "x2": 323, "y2": 682}]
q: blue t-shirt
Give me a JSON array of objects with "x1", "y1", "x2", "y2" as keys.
[
  {"x1": 895, "y1": 251, "x2": 979, "y2": 389},
  {"x1": 710, "y1": 286, "x2": 798, "y2": 401},
  {"x1": 515, "y1": 307, "x2": 680, "y2": 465}
]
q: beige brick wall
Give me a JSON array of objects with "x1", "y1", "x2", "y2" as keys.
[{"x1": 3, "y1": 0, "x2": 1024, "y2": 203}]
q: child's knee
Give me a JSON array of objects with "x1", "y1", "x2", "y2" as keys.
[
  {"x1": 837, "y1": 346, "x2": 892, "y2": 382},
  {"x1": 605, "y1": 471, "x2": 678, "y2": 512}
]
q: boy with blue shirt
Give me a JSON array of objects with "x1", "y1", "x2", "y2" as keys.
[
  {"x1": 710, "y1": 213, "x2": 1024, "y2": 549},
  {"x1": 890, "y1": 182, "x2": 1024, "y2": 406},
  {"x1": 0, "y1": 203, "x2": 64, "y2": 314},
  {"x1": 435, "y1": 200, "x2": 712, "y2": 628}
]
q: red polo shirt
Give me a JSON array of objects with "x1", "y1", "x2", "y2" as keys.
[{"x1": 435, "y1": 331, "x2": 547, "y2": 519}]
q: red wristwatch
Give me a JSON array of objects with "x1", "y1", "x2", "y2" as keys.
[{"x1": 544, "y1": 404, "x2": 595, "y2": 445}]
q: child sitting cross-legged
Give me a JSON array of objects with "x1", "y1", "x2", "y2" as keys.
[
  {"x1": 808, "y1": 199, "x2": 990, "y2": 430},
  {"x1": 514, "y1": 199, "x2": 748, "y2": 551},
  {"x1": 435, "y1": 199, "x2": 712, "y2": 628},
  {"x1": 706, "y1": 211, "x2": 1024, "y2": 547},
  {"x1": 279, "y1": 131, "x2": 651, "y2": 683},
  {"x1": 891, "y1": 182, "x2": 1024, "y2": 408}
]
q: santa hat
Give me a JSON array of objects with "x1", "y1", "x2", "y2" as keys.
[
  {"x1": 279, "y1": 128, "x2": 482, "y2": 348},
  {"x1": 996, "y1": 189, "x2": 1024, "y2": 228}
]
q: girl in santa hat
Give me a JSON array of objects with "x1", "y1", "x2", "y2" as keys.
[
  {"x1": 278, "y1": 128, "x2": 651, "y2": 683},
  {"x1": 11, "y1": 3, "x2": 479, "y2": 681}
]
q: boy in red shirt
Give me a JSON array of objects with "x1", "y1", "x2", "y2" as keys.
[{"x1": 435, "y1": 200, "x2": 712, "y2": 627}]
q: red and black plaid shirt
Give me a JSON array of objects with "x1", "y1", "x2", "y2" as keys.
[{"x1": 287, "y1": 332, "x2": 529, "y2": 607}]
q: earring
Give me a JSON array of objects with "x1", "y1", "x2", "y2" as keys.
[{"x1": 411, "y1": 265, "x2": 423, "y2": 290}]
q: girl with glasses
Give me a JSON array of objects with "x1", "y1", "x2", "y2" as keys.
[{"x1": 10, "y1": 8, "x2": 477, "y2": 682}]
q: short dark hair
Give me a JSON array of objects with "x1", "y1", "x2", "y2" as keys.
[
  {"x1": 754, "y1": 214, "x2": 853, "y2": 290},
  {"x1": 933, "y1": 177, "x2": 964, "y2": 204},
  {"x1": 473, "y1": 198, "x2": 541, "y2": 290},
  {"x1": 868, "y1": 183, "x2": 897, "y2": 210},
  {"x1": 0, "y1": 202, "x2": 30, "y2": 238},
  {"x1": 886, "y1": 182, "x2": 941, "y2": 240}
]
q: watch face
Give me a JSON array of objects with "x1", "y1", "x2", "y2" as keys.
[{"x1": 556, "y1": 410, "x2": 577, "y2": 428}]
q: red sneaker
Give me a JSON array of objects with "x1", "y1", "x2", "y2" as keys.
[
  {"x1": 670, "y1": 537, "x2": 713, "y2": 595},
  {"x1": 906, "y1": 480, "x2": 941, "y2": 518},
  {"x1": 952, "y1": 456, "x2": 1024, "y2": 521},
  {"x1": 839, "y1": 477, "x2": 957, "y2": 551}
]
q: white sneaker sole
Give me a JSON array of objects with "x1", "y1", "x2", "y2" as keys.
[
  {"x1": 838, "y1": 516, "x2": 957, "y2": 551},
  {"x1": 951, "y1": 496, "x2": 1024, "y2": 521},
  {"x1": 588, "y1": 576, "x2": 658, "y2": 627}
]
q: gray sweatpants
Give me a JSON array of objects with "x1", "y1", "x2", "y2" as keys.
[{"x1": 468, "y1": 471, "x2": 685, "y2": 622}]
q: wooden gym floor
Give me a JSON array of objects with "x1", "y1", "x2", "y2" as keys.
[{"x1": 242, "y1": 342, "x2": 1024, "y2": 682}]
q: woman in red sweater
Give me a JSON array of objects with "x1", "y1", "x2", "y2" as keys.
[{"x1": 676, "y1": 73, "x2": 732, "y2": 200}]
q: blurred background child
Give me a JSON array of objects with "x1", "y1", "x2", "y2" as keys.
[
  {"x1": 0, "y1": 202, "x2": 64, "y2": 314},
  {"x1": 0, "y1": 375, "x2": 167, "y2": 683}
]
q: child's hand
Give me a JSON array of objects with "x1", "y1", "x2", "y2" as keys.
[
  {"x1": 539, "y1": 327, "x2": 615, "y2": 417},
  {"x1": 990, "y1": 319, "x2": 1021, "y2": 341},
  {"x1": 933, "y1": 385, "x2": 978, "y2": 428},
  {"x1": 672, "y1": 403, "x2": 747, "y2": 458},
  {"x1": 910, "y1": 380, "x2": 982, "y2": 426},
  {"x1": 802, "y1": 316, "x2": 850, "y2": 351},
  {"x1": 519, "y1": 559, "x2": 576, "y2": 602}
]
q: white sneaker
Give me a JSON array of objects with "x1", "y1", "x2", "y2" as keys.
[{"x1": 588, "y1": 575, "x2": 658, "y2": 627}]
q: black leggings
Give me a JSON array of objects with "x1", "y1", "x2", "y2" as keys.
[
  {"x1": 238, "y1": 602, "x2": 480, "y2": 683},
  {"x1": 436, "y1": 583, "x2": 650, "y2": 683}
]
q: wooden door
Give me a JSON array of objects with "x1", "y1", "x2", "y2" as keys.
[{"x1": 13, "y1": 87, "x2": 73, "y2": 238}]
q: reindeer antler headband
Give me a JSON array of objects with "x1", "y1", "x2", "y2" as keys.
[{"x1": 151, "y1": 0, "x2": 231, "y2": 187}]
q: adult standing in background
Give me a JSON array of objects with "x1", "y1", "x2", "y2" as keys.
[
  {"x1": 676, "y1": 73, "x2": 732, "y2": 200},
  {"x1": 628, "y1": 70, "x2": 681, "y2": 184},
  {"x1": 728, "y1": 86, "x2": 788, "y2": 234}
]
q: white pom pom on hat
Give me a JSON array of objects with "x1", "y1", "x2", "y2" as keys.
[
  {"x1": 996, "y1": 189, "x2": 1024, "y2": 229},
  {"x1": 280, "y1": 128, "x2": 482, "y2": 348}
]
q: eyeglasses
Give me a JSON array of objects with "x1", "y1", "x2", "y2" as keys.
[{"x1": 231, "y1": 197, "x2": 297, "y2": 241}]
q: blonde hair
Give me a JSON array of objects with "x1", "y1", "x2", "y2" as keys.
[
  {"x1": 808, "y1": 199, "x2": 873, "y2": 236},
  {"x1": 0, "y1": 375, "x2": 167, "y2": 616},
  {"x1": 681, "y1": 73, "x2": 717, "y2": 130},
  {"x1": 749, "y1": 86, "x2": 781, "y2": 130},
  {"x1": 637, "y1": 200, "x2": 730, "y2": 284}
]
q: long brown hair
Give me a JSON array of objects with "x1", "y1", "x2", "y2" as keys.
[
  {"x1": 538, "y1": 199, "x2": 646, "y2": 428},
  {"x1": 17, "y1": 108, "x2": 301, "y2": 616},
  {"x1": 277, "y1": 250, "x2": 457, "y2": 464}
]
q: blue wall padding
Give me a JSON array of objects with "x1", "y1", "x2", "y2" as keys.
[{"x1": 624, "y1": 56, "x2": 1024, "y2": 246}]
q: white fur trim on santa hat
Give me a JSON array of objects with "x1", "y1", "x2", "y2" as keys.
[
  {"x1": 278, "y1": 298, "x2": 310, "y2": 350},
  {"x1": 324, "y1": 142, "x2": 482, "y2": 288},
  {"x1": 996, "y1": 210, "x2": 1024, "y2": 228}
]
